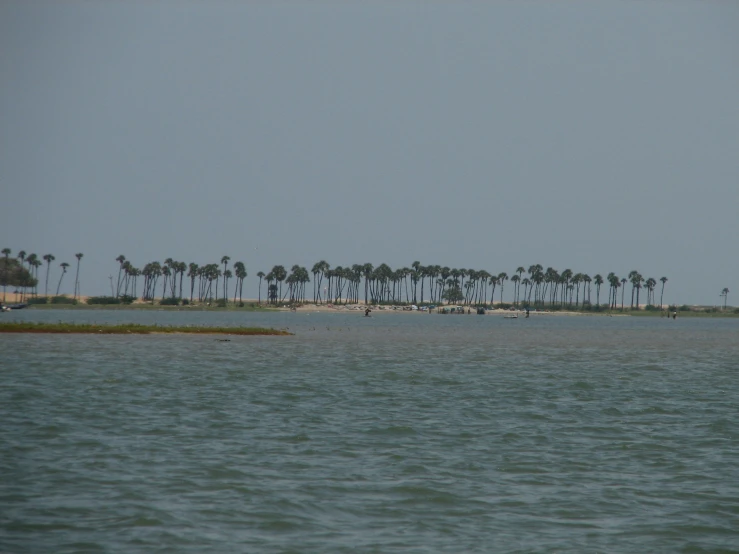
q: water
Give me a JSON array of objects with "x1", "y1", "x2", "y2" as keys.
[{"x1": 2, "y1": 309, "x2": 739, "y2": 552}]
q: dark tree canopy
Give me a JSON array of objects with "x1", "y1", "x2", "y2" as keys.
[{"x1": 0, "y1": 258, "x2": 37, "y2": 288}]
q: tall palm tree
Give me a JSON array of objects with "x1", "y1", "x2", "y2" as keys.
[
  {"x1": 233, "y1": 262, "x2": 246, "y2": 303},
  {"x1": 187, "y1": 263, "x2": 199, "y2": 302},
  {"x1": 272, "y1": 265, "x2": 287, "y2": 302},
  {"x1": 42, "y1": 254, "x2": 55, "y2": 297},
  {"x1": 223, "y1": 269, "x2": 232, "y2": 302},
  {"x1": 620, "y1": 278, "x2": 627, "y2": 310},
  {"x1": 265, "y1": 272, "x2": 275, "y2": 304},
  {"x1": 721, "y1": 287, "x2": 730, "y2": 309},
  {"x1": 26, "y1": 254, "x2": 38, "y2": 296},
  {"x1": 659, "y1": 277, "x2": 668, "y2": 308},
  {"x1": 56, "y1": 262, "x2": 70, "y2": 295},
  {"x1": 16, "y1": 250, "x2": 27, "y2": 301},
  {"x1": 645, "y1": 277, "x2": 657, "y2": 306},
  {"x1": 73, "y1": 253, "x2": 83, "y2": 300},
  {"x1": 1, "y1": 248, "x2": 10, "y2": 302},
  {"x1": 257, "y1": 271, "x2": 265, "y2": 304},
  {"x1": 221, "y1": 256, "x2": 230, "y2": 303},
  {"x1": 115, "y1": 255, "x2": 126, "y2": 296},
  {"x1": 498, "y1": 272, "x2": 508, "y2": 304}
]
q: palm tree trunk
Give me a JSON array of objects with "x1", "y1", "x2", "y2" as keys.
[
  {"x1": 74, "y1": 262, "x2": 81, "y2": 299},
  {"x1": 56, "y1": 272, "x2": 65, "y2": 295}
]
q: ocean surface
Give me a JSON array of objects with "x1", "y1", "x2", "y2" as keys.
[{"x1": 2, "y1": 309, "x2": 738, "y2": 553}]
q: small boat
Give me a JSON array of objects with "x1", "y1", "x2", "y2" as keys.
[
  {"x1": 8, "y1": 303, "x2": 28, "y2": 310},
  {"x1": 1, "y1": 305, "x2": 10, "y2": 312},
  {"x1": 503, "y1": 313, "x2": 518, "y2": 319}
]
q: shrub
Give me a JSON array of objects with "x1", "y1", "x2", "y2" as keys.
[
  {"x1": 238, "y1": 302, "x2": 244, "y2": 307},
  {"x1": 159, "y1": 297, "x2": 179, "y2": 306},
  {"x1": 216, "y1": 299, "x2": 227, "y2": 308},
  {"x1": 181, "y1": 299, "x2": 189, "y2": 306},
  {"x1": 27, "y1": 297, "x2": 48, "y2": 305},
  {"x1": 87, "y1": 296, "x2": 121, "y2": 305},
  {"x1": 51, "y1": 296, "x2": 77, "y2": 305}
]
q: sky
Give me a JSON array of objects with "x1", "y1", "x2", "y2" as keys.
[{"x1": 1, "y1": 0, "x2": 738, "y2": 305}]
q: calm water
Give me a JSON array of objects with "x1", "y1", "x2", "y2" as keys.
[{"x1": 2, "y1": 309, "x2": 739, "y2": 553}]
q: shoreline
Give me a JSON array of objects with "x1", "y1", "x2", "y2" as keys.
[
  {"x1": 2, "y1": 293, "x2": 735, "y2": 317},
  {"x1": 0, "y1": 322, "x2": 292, "y2": 336}
]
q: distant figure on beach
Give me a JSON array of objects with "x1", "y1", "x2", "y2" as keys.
[
  {"x1": 673, "y1": 311, "x2": 677, "y2": 320},
  {"x1": 525, "y1": 308, "x2": 530, "y2": 318},
  {"x1": 364, "y1": 308, "x2": 371, "y2": 317}
]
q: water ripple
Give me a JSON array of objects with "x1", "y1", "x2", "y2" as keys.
[{"x1": 2, "y1": 312, "x2": 739, "y2": 552}]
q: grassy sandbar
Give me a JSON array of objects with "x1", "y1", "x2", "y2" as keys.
[{"x1": 0, "y1": 322, "x2": 291, "y2": 336}]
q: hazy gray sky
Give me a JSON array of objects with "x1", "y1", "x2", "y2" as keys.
[{"x1": 2, "y1": 1, "x2": 738, "y2": 305}]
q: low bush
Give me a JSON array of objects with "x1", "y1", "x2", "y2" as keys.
[
  {"x1": 181, "y1": 299, "x2": 189, "y2": 306},
  {"x1": 27, "y1": 297, "x2": 48, "y2": 305},
  {"x1": 238, "y1": 302, "x2": 244, "y2": 307},
  {"x1": 215, "y1": 299, "x2": 227, "y2": 308},
  {"x1": 50, "y1": 296, "x2": 77, "y2": 305},
  {"x1": 159, "y1": 297, "x2": 179, "y2": 306},
  {"x1": 87, "y1": 296, "x2": 121, "y2": 305}
]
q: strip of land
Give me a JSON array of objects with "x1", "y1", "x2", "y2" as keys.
[{"x1": 0, "y1": 322, "x2": 291, "y2": 335}]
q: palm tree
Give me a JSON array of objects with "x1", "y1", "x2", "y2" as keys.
[
  {"x1": 42, "y1": 254, "x2": 55, "y2": 297},
  {"x1": 272, "y1": 265, "x2": 287, "y2": 302},
  {"x1": 115, "y1": 255, "x2": 126, "y2": 296},
  {"x1": 721, "y1": 287, "x2": 730, "y2": 310},
  {"x1": 16, "y1": 250, "x2": 27, "y2": 301},
  {"x1": 223, "y1": 269, "x2": 233, "y2": 302},
  {"x1": 221, "y1": 256, "x2": 230, "y2": 304},
  {"x1": 187, "y1": 263, "x2": 199, "y2": 302},
  {"x1": 593, "y1": 273, "x2": 603, "y2": 308},
  {"x1": 620, "y1": 278, "x2": 627, "y2": 310},
  {"x1": 659, "y1": 277, "x2": 668, "y2": 308},
  {"x1": 257, "y1": 271, "x2": 265, "y2": 304},
  {"x1": 26, "y1": 254, "x2": 38, "y2": 296},
  {"x1": 498, "y1": 272, "x2": 508, "y2": 304},
  {"x1": 233, "y1": 262, "x2": 246, "y2": 303},
  {"x1": 56, "y1": 262, "x2": 70, "y2": 295},
  {"x1": 645, "y1": 277, "x2": 657, "y2": 306},
  {"x1": 73, "y1": 253, "x2": 83, "y2": 300},
  {"x1": 265, "y1": 272, "x2": 275, "y2": 304},
  {"x1": 1, "y1": 248, "x2": 10, "y2": 302}
]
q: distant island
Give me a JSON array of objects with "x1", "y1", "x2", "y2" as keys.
[{"x1": 1, "y1": 248, "x2": 734, "y2": 314}]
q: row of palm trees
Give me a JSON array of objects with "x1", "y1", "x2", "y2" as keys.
[
  {"x1": 1, "y1": 248, "x2": 83, "y2": 302},
  {"x1": 244, "y1": 261, "x2": 672, "y2": 310},
  {"x1": 113, "y1": 255, "x2": 248, "y2": 303},
  {"x1": 285, "y1": 262, "x2": 670, "y2": 310},
  {"x1": 2, "y1": 248, "x2": 715, "y2": 311}
]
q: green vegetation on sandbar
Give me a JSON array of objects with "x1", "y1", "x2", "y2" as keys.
[
  {"x1": 24, "y1": 300, "x2": 275, "y2": 311},
  {"x1": 0, "y1": 322, "x2": 292, "y2": 336}
]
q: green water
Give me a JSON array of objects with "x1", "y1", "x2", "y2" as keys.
[{"x1": 2, "y1": 310, "x2": 738, "y2": 552}]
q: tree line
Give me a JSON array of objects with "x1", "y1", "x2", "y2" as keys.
[
  {"x1": 108, "y1": 255, "x2": 675, "y2": 311},
  {"x1": 9, "y1": 247, "x2": 723, "y2": 311},
  {"x1": 1, "y1": 248, "x2": 83, "y2": 303}
]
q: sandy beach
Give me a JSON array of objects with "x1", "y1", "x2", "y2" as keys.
[{"x1": 0, "y1": 291, "x2": 619, "y2": 316}]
